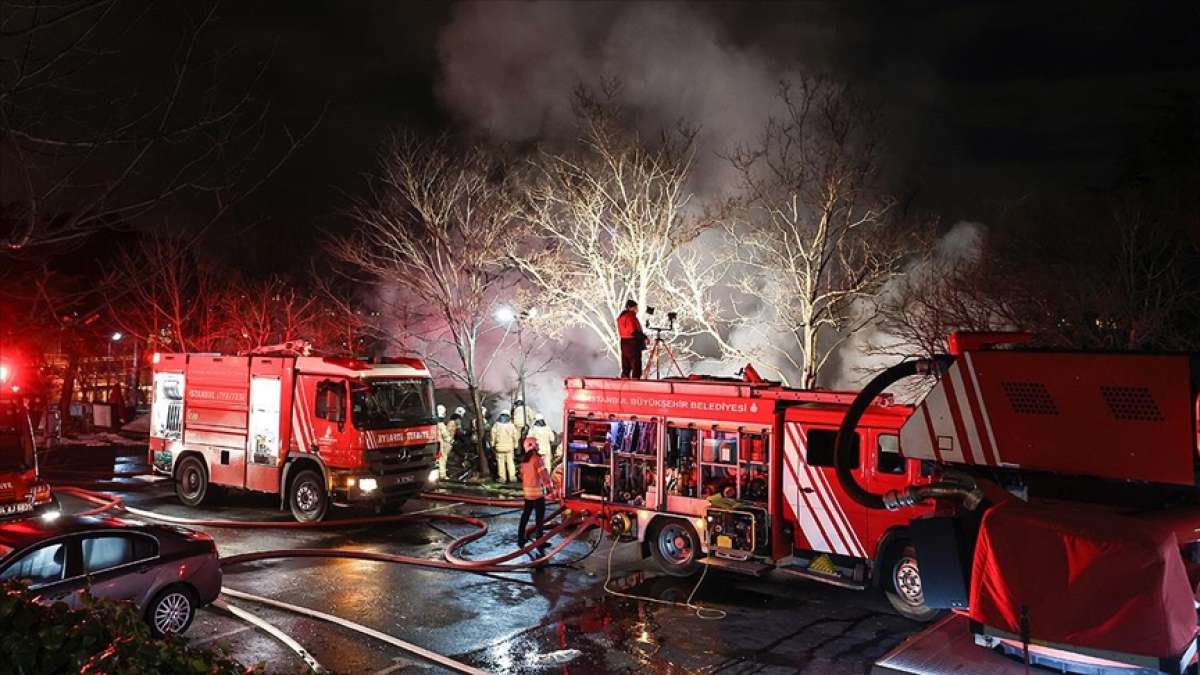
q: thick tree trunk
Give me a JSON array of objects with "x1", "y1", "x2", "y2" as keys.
[{"x1": 468, "y1": 384, "x2": 489, "y2": 477}]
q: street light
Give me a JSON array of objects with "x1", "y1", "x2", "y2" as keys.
[
  {"x1": 493, "y1": 305, "x2": 515, "y2": 324},
  {"x1": 493, "y1": 304, "x2": 538, "y2": 434}
]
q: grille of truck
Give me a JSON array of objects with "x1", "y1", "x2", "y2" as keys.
[{"x1": 365, "y1": 442, "x2": 437, "y2": 475}]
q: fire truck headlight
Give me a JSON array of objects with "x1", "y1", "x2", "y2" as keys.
[
  {"x1": 41, "y1": 509, "x2": 61, "y2": 522},
  {"x1": 427, "y1": 469, "x2": 439, "y2": 483},
  {"x1": 358, "y1": 478, "x2": 378, "y2": 493}
]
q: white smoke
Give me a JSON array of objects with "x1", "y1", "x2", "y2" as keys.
[
  {"x1": 832, "y1": 221, "x2": 988, "y2": 392},
  {"x1": 429, "y1": 2, "x2": 933, "y2": 416},
  {"x1": 436, "y1": 1, "x2": 842, "y2": 194}
]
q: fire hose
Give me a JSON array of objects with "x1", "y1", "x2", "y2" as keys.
[
  {"x1": 833, "y1": 356, "x2": 984, "y2": 511},
  {"x1": 56, "y1": 485, "x2": 602, "y2": 672},
  {"x1": 56, "y1": 486, "x2": 596, "y2": 571}
]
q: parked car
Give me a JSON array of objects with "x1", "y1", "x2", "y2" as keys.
[{"x1": 0, "y1": 515, "x2": 221, "y2": 636}]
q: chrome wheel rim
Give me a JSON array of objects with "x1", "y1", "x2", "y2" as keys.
[
  {"x1": 154, "y1": 592, "x2": 191, "y2": 634},
  {"x1": 894, "y1": 556, "x2": 924, "y2": 606},
  {"x1": 658, "y1": 523, "x2": 694, "y2": 565},
  {"x1": 295, "y1": 482, "x2": 319, "y2": 513}
]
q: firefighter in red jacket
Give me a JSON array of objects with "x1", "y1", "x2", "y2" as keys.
[{"x1": 617, "y1": 299, "x2": 646, "y2": 379}]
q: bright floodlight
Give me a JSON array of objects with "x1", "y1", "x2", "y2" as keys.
[
  {"x1": 111, "y1": 331, "x2": 123, "y2": 341},
  {"x1": 494, "y1": 305, "x2": 515, "y2": 324}
]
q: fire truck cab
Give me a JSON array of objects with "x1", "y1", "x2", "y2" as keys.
[
  {"x1": 0, "y1": 359, "x2": 57, "y2": 522},
  {"x1": 149, "y1": 347, "x2": 440, "y2": 522},
  {"x1": 560, "y1": 374, "x2": 936, "y2": 619}
]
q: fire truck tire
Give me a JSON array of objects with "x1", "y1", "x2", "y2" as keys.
[
  {"x1": 884, "y1": 544, "x2": 938, "y2": 622},
  {"x1": 648, "y1": 518, "x2": 701, "y2": 577},
  {"x1": 175, "y1": 456, "x2": 210, "y2": 507},
  {"x1": 288, "y1": 470, "x2": 328, "y2": 523}
]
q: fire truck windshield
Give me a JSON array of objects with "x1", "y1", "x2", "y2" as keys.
[{"x1": 351, "y1": 378, "x2": 435, "y2": 429}]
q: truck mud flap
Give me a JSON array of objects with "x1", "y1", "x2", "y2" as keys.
[{"x1": 909, "y1": 516, "x2": 973, "y2": 610}]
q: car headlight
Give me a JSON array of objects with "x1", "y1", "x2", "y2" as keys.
[
  {"x1": 358, "y1": 478, "x2": 377, "y2": 493},
  {"x1": 428, "y1": 469, "x2": 439, "y2": 483}
]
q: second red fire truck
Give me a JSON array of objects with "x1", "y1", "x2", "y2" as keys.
[
  {"x1": 149, "y1": 343, "x2": 440, "y2": 522},
  {"x1": 559, "y1": 372, "x2": 938, "y2": 619},
  {"x1": 0, "y1": 358, "x2": 57, "y2": 522}
]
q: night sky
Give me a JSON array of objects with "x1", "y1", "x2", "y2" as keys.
[{"x1": 86, "y1": 1, "x2": 1200, "y2": 267}]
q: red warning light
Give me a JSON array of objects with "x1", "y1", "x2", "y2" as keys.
[
  {"x1": 0, "y1": 364, "x2": 9, "y2": 382},
  {"x1": 152, "y1": 352, "x2": 161, "y2": 364}
]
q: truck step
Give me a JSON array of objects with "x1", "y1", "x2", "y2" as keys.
[
  {"x1": 777, "y1": 563, "x2": 868, "y2": 590},
  {"x1": 700, "y1": 556, "x2": 773, "y2": 576}
]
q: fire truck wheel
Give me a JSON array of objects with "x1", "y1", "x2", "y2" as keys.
[
  {"x1": 175, "y1": 456, "x2": 210, "y2": 507},
  {"x1": 884, "y1": 544, "x2": 938, "y2": 622},
  {"x1": 648, "y1": 518, "x2": 701, "y2": 577},
  {"x1": 288, "y1": 470, "x2": 328, "y2": 523}
]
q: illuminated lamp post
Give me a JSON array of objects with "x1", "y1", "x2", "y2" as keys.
[{"x1": 494, "y1": 305, "x2": 538, "y2": 435}]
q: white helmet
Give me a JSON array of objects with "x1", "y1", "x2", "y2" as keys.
[
  {"x1": 454, "y1": 406, "x2": 466, "y2": 416},
  {"x1": 436, "y1": 404, "x2": 446, "y2": 417},
  {"x1": 534, "y1": 413, "x2": 545, "y2": 421}
]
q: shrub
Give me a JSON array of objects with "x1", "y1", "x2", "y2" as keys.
[{"x1": 0, "y1": 582, "x2": 254, "y2": 674}]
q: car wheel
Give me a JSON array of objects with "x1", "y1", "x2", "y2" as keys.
[
  {"x1": 884, "y1": 544, "x2": 939, "y2": 622},
  {"x1": 649, "y1": 518, "x2": 701, "y2": 577},
  {"x1": 147, "y1": 585, "x2": 197, "y2": 637},
  {"x1": 175, "y1": 456, "x2": 209, "y2": 507},
  {"x1": 289, "y1": 469, "x2": 328, "y2": 523}
]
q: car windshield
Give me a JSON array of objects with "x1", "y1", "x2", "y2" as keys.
[
  {"x1": 351, "y1": 378, "x2": 435, "y2": 429},
  {"x1": 0, "y1": 406, "x2": 29, "y2": 471}
]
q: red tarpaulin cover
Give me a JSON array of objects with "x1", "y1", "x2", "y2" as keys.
[{"x1": 969, "y1": 500, "x2": 1197, "y2": 659}]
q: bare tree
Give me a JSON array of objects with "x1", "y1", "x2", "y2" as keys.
[
  {"x1": 106, "y1": 233, "x2": 217, "y2": 353},
  {"x1": 331, "y1": 133, "x2": 524, "y2": 476},
  {"x1": 213, "y1": 276, "x2": 324, "y2": 354},
  {"x1": 701, "y1": 78, "x2": 903, "y2": 387},
  {"x1": 514, "y1": 91, "x2": 706, "y2": 366},
  {"x1": 0, "y1": 1, "x2": 318, "y2": 252}
]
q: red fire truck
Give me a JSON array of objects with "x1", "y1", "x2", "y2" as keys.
[
  {"x1": 559, "y1": 373, "x2": 938, "y2": 619},
  {"x1": 0, "y1": 358, "x2": 57, "y2": 521},
  {"x1": 149, "y1": 344, "x2": 440, "y2": 522},
  {"x1": 835, "y1": 333, "x2": 1200, "y2": 673}
]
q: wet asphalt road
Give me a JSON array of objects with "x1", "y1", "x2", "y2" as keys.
[{"x1": 49, "y1": 451, "x2": 925, "y2": 674}]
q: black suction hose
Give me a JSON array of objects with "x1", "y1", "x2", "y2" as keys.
[{"x1": 835, "y1": 356, "x2": 955, "y2": 510}]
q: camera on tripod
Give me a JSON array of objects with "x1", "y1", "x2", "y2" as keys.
[
  {"x1": 645, "y1": 306, "x2": 677, "y2": 332},
  {"x1": 642, "y1": 307, "x2": 683, "y2": 379}
]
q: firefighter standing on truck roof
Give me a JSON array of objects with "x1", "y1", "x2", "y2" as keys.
[
  {"x1": 529, "y1": 414, "x2": 557, "y2": 469},
  {"x1": 617, "y1": 299, "x2": 646, "y2": 379},
  {"x1": 490, "y1": 412, "x2": 519, "y2": 483},
  {"x1": 518, "y1": 435, "x2": 556, "y2": 553}
]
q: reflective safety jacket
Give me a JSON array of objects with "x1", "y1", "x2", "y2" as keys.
[{"x1": 490, "y1": 421, "x2": 519, "y2": 453}]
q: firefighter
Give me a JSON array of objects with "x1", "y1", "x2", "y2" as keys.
[
  {"x1": 529, "y1": 413, "x2": 557, "y2": 469},
  {"x1": 518, "y1": 435, "x2": 556, "y2": 552},
  {"x1": 617, "y1": 299, "x2": 646, "y2": 379},
  {"x1": 436, "y1": 405, "x2": 452, "y2": 478},
  {"x1": 511, "y1": 399, "x2": 537, "y2": 434},
  {"x1": 490, "y1": 412, "x2": 519, "y2": 483},
  {"x1": 450, "y1": 407, "x2": 468, "y2": 474}
]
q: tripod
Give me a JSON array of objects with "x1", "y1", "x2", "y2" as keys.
[{"x1": 643, "y1": 327, "x2": 685, "y2": 379}]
